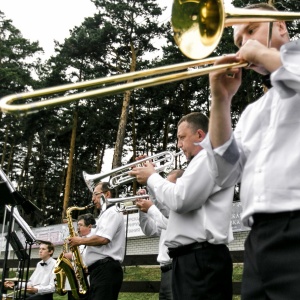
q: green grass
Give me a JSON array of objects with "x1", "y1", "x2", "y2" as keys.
[{"x1": 3, "y1": 264, "x2": 242, "y2": 300}]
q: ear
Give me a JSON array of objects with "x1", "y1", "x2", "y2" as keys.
[
  {"x1": 196, "y1": 129, "x2": 206, "y2": 141},
  {"x1": 277, "y1": 21, "x2": 288, "y2": 36}
]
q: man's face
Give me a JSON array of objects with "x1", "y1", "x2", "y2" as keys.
[
  {"x1": 233, "y1": 20, "x2": 287, "y2": 51},
  {"x1": 77, "y1": 219, "x2": 91, "y2": 237},
  {"x1": 39, "y1": 243, "x2": 52, "y2": 261},
  {"x1": 92, "y1": 185, "x2": 110, "y2": 210},
  {"x1": 177, "y1": 121, "x2": 202, "y2": 161}
]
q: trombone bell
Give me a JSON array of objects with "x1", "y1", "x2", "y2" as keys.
[{"x1": 172, "y1": 0, "x2": 300, "y2": 59}]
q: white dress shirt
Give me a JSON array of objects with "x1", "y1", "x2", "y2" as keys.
[
  {"x1": 22, "y1": 257, "x2": 56, "y2": 294},
  {"x1": 139, "y1": 204, "x2": 171, "y2": 265},
  {"x1": 147, "y1": 149, "x2": 234, "y2": 248},
  {"x1": 83, "y1": 206, "x2": 125, "y2": 265},
  {"x1": 202, "y1": 40, "x2": 300, "y2": 227}
]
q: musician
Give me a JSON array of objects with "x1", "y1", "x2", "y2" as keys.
[
  {"x1": 68, "y1": 182, "x2": 125, "y2": 300},
  {"x1": 5, "y1": 241, "x2": 56, "y2": 300},
  {"x1": 203, "y1": 3, "x2": 300, "y2": 299},
  {"x1": 64, "y1": 213, "x2": 96, "y2": 300},
  {"x1": 136, "y1": 169, "x2": 184, "y2": 300},
  {"x1": 129, "y1": 112, "x2": 234, "y2": 300}
]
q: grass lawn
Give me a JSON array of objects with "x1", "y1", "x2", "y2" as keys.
[{"x1": 4, "y1": 264, "x2": 243, "y2": 300}]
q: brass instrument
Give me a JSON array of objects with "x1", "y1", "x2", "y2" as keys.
[
  {"x1": 172, "y1": 0, "x2": 300, "y2": 59},
  {"x1": 109, "y1": 194, "x2": 150, "y2": 213},
  {"x1": 0, "y1": 2, "x2": 300, "y2": 114},
  {"x1": 54, "y1": 203, "x2": 93, "y2": 299},
  {"x1": 83, "y1": 151, "x2": 183, "y2": 191}
]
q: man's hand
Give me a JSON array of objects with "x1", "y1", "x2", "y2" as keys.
[
  {"x1": 63, "y1": 252, "x2": 73, "y2": 260},
  {"x1": 27, "y1": 287, "x2": 38, "y2": 294},
  {"x1": 237, "y1": 39, "x2": 281, "y2": 74},
  {"x1": 129, "y1": 162, "x2": 156, "y2": 185},
  {"x1": 209, "y1": 54, "x2": 242, "y2": 104},
  {"x1": 136, "y1": 199, "x2": 153, "y2": 213},
  {"x1": 68, "y1": 236, "x2": 82, "y2": 248},
  {"x1": 4, "y1": 281, "x2": 15, "y2": 289}
]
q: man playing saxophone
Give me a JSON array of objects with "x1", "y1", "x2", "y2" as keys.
[
  {"x1": 68, "y1": 182, "x2": 125, "y2": 300},
  {"x1": 64, "y1": 213, "x2": 96, "y2": 300}
]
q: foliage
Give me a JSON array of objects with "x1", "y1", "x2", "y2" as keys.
[{"x1": 1, "y1": 0, "x2": 300, "y2": 225}]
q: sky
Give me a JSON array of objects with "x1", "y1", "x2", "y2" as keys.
[{"x1": 1, "y1": 0, "x2": 173, "y2": 59}]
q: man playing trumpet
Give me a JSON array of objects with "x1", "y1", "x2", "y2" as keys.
[
  {"x1": 130, "y1": 112, "x2": 234, "y2": 300},
  {"x1": 136, "y1": 169, "x2": 184, "y2": 300}
]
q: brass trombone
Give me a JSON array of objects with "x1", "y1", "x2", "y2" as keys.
[
  {"x1": 172, "y1": 0, "x2": 300, "y2": 59},
  {"x1": 0, "y1": 1, "x2": 300, "y2": 115},
  {"x1": 0, "y1": 57, "x2": 243, "y2": 116},
  {"x1": 83, "y1": 150, "x2": 183, "y2": 191}
]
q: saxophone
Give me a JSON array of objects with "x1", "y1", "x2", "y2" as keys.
[{"x1": 54, "y1": 203, "x2": 94, "y2": 299}]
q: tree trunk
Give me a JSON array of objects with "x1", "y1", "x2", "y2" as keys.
[
  {"x1": 1, "y1": 126, "x2": 9, "y2": 168},
  {"x1": 112, "y1": 44, "x2": 137, "y2": 169},
  {"x1": 62, "y1": 110, "x2": 78, "y2": 221},
  {"x1": 18, "y1": 134, "x2": 34, "y2": 188}
]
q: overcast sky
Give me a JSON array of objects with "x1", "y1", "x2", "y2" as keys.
[{"x1": 1, "y1": 0, "x2": 172, "y2": 59}]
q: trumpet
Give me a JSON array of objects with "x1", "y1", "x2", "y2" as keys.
[
  {"x1": 83, "y1": 150, "x2": 183, "y2": 191},
  {"x1": 1, "y1": 2, "x2": 300, "y2": 115},
  {"x1": 109, "y1": 195, "x2": 150, "y2": 213}
]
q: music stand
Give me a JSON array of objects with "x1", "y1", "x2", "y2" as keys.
[
  {"x1": 0, "y1": 168, "x2": 38, "y2": 299},
  {"x1": 5, "y1": 231, "x2": 30, "y2": 300}
]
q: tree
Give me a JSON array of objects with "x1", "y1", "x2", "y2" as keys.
[{"x1": 89, "y1": 0, "x2": 168, "y2": 169}]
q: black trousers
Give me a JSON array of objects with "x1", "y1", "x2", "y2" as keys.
[
  {"x1": 88, "y1": 259, "x2": 123, "y2": 300},
  {"x1": 242, "y1": 211, "x2": 300, "y2": 300},
  {"x1": 171, "y1": 243, "x2": 232, "y2": 300},
  {"x1": 26, "y1": 293, "x2": 53, "y2": 300},
  {"x1": 160, "y1": 268, "x2": 173, "y2": 300}
]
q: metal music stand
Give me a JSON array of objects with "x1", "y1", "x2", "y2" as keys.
[
  {"x1": 0, "y1": 168, "x2": 39, "y2": 299},
  {"x1": 5, "y1": 231, "x2": 30, "y2": 300}
]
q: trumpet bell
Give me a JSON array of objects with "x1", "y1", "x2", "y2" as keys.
[{"x1": 83, "y1": 151, "x2": 183, "y2": 191}]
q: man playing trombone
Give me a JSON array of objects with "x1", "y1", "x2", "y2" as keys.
[
  {"x1": 203, "y1": 3, "x2": 300, "y2": 299},
  {"x1": 129, "y1": 112, "x2": 234, "y2": 300}
]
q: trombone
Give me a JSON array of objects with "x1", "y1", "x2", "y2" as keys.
[
  {"x1": 172, "y1": 0, "x2": 300, "y2": 59},
  {"x1": 0, "y1": 57, "x2": 243, "y2": 116},
  {"x1": 83, "y1": 150, "x2": 183, "y2": 191},
  {"x1": 1, "y1": 1, "x2": 300, "y2": 114}
]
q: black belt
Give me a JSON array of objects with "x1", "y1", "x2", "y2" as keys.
[
  {"x1": 168, "y1": 241, "x2": 211, "y2": 259},
  {"x1": 253, "y1": 210, "x2": 300, "y2": 224},
  {"x1": 88, "y1": 257, "x2": 114, "y2": 273},
  {"x1": 160, "y1": 263, "x2": 172, "y2": 273}
]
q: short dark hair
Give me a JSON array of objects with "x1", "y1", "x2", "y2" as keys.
[
  {"x1": 95, "y1": 181, "x2": 116, "y2": 197},
  {"x1": 78, "y1": 213, "x2": 96, "y2": 226},
  {"x1": 178, "y1": 112, "x2": 209, "y2": 133},
  {"x1": 245, "y1": 3, "x2": 277, "y2": 11},
  {"x1": 38, "y1": 240, "x2": 55, "y2": 256}
]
